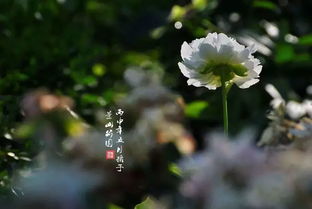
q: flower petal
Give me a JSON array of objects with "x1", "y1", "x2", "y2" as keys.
[
  {"x1": 243, "y1": 58, "x2": 260, "y2": 71},
  {"x1": 181, "y1": 41, "x2": 194, "y2": 60},
  {"x1": 187, "y1": 78, "x2": 206, "y2": 87},
  {"x1": 178, "y1": 62, "x2": 197, "y2": 78},
  {"x1": 229, "y1": 37, "x2": 245, "y2": 51},
  {"x1": 190, "y1": 38, "x2": 205, "y2": 51},
  {"x1": 247, "y1": 44, "x2": 257, "y2": 53},
  {"x1": 234, "y1": 78, "x2": 259, "y2": 89},
  {"x1": 183, "y1": 56, "x2": 205, "y2": 69},
  {"x1": 194, "y1": 73, "x2": 221, "y2": 89},
  {"x1": 251, "y1": 65, "x2": 262, "y2": 75},
  {"x1": 216, "y1": 33, "x2": 231, "y2": 50},
  {"x1": 198, "y1": 42, "x2": 217, "y2": 60},
  {"x1": 186, "y1": 72, "x2": 220, "y2": 89},
  {"x1": 205, "y1": 84, "x2": 218, "y2": 90},
  {"x1": 236, "y1": 48, "x2": 250, "y2": 62},
  {"x1": 205, "y1": 32, "x2": 218, "y2": 46},
  {"x1": 218, "y1": 44, "x2": 235, "y2": 61},
  {"x1": 217, "y1": 33, "x2": 230, "y2": 44}
]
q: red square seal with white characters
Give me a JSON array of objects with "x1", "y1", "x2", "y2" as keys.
[{"x1": 106, "y1": 150, "x2": 115, "y2": 160}]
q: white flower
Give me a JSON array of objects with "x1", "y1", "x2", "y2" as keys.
[
  {"x1": 178, "y1": 32, "x2": 262, "y2": 90},
  {"x1": 286, "y1": 101, "x2": 306, "y2": 120}
]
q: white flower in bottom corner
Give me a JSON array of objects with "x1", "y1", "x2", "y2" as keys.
[{"x1": 178, "y1": 32, "x2": 262, "y2": 90}]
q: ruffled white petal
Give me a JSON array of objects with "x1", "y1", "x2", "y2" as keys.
[
  {"x1": 187, "y1": 78, "x2": 205, "y2": 87},
  {"x1": 190, "y1": 38, "x2": 205, "y2": 50},
  {"x1": 236, "y1": 48, "x2": 250, "y2": 62},
  {"x1": 243, "y1": 58, "x2": 261, "y2": 71},
  {"x1": 198, "y1": 42, "x2": 217, "y2": 60},
  {"x1": 234, "y1": 78, "x2": 259, "y2": 89},
  {"x1": 217, "y1": 33, "x2": 230, "y2": 46},
  {"x1": 185, "y1": 72, "x2": 221, "y2": 89},
  {"x1": 251, "y1": 65, "x2": 262, "y2": 75},
  {"x1": 247, "y1": 44, "x2": 257, "y2": 54},
  {"x1": 230, "y1": 38, "x2": 245, "y2": 52},
  {"x1": 178, "y1": 62, "x2": 197, "y2": 78},
  {"x1": 181, "y1": 42, "x2": 193, "y2": 60},
  {"x1": 205, "y1": 32, "x2": 218, "y2": 46},
  {"x1": 183, "y1": 56, "x2": 205, "y2": 70},
  {"x1": 205, "y1": 84, "x2": 218, "y2": 90},
  {"x1": 218, "y1": 44, "x2": 235, "y2": 62}
]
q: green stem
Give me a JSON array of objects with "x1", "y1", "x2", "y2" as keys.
[{"x1": 221, "y1": 72, "x2": 228, "y2": 136}]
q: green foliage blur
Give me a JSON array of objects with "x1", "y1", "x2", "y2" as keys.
[{"x1": 0, "y1": 0, "x2": 311, "y2": 206}]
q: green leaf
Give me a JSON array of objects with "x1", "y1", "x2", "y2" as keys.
[
  {"x1": 275, "y1": 44, "x2": 295, "y2": 63},
  {"x1": 298, "y1": 34, "x2": 312, "y2": 45},
  {"x1": 185, "y1": 101, "x2": 209, "y2": 118},
  {"x1": 82, "y1": 76, "x2": 97, "y2": 86},
  {"x1": 150, "y1": 27, "x2": 166, "y2": 39},
  {"x1": 92, "y1": 64, "x2": 106, "y2": 77},
  {"x1": 81, "y1": 94, "x2": 100, "y2": 104},
  {"x1": 170, "y1": 5, "x2": 186, "y2": 20},
  {"x1": 253, "y1": 0, "x2": 278, "y2": 11},
  {"x1": 108, "y1": 203, "x2": 123, "y2": 209},
  {"x1": 15, "y1": 123, "x2": 36, "y2": 138},
  {"x1": 134, "y1": 197, "x2": 160, "y2": 209},
  {"x1": 168, "y1": 163, "x2": 182, "y2": 177},
  {"x1": 192, "y1": 0, "x2": 207, "y2": 10},
  {"x1": 87, "y1": 1, "x2": 105, "y2": 11}
]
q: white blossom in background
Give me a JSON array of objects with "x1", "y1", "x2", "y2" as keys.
[
  {"x1": 286, "y1": 101, "x2": 306, "y2": 120},
  {"x1": 303, "y1": 100, "x2": 312, "y2": 118},
  {"x1": 178, "y1": 32, "x2": 262, "y2": 90},
  {"x1": 265, "y1": 84, "x2": 312, "y2": 119},
  {"x1": 286, "y1": 100, "x2": 312, "y2": 120},
  {"x1": 259, "y1": 84, "x2": 312, "y2": 147},
  {"x1": 265, "y1": 84, "x2": 285, "y2": 108}
]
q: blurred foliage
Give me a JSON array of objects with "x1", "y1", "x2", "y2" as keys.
[{"x1": 0, "y1": 0, "x2": 311, "y2": 208}]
